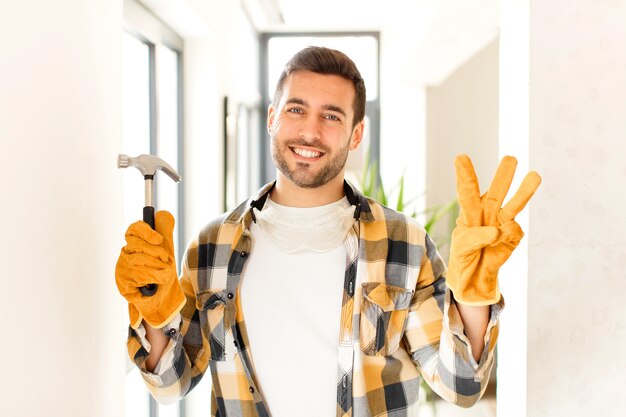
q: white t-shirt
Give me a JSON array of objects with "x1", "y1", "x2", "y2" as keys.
[{"x1": 241, "y1": 196, "x2": 355, "y2": 417}]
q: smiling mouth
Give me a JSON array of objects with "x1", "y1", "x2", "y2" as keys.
[{"x1": 290, "y1": 146, "x2": 324, "y2": 159}]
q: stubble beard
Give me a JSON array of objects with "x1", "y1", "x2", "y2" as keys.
[{"x1": 271, "y1": 137, "x2": 351, "y2": 189}]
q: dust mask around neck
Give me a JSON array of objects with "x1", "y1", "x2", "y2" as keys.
[{"x1": 252, "y1": 196, "x2": 356, "y2": 254}]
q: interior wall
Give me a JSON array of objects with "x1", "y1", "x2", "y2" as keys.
[
  {"x1": 179, "y1": 0, "x2": 260, "y2": 239},
  {"x1": 526, "y1": 1, "x2": 626, "y2": 416},
  {"x1": 497, "y1": 1, "x2": 530, "y2": 415},
  {"x1": 0, "y1": 1, "x2": 126, "y2": 416},
  {"x1": 499, "y1": 2, "x2": 626, "y2": 416},
  {"x1": 425, "y1": 38, "x2": 499, "y2": 256}
]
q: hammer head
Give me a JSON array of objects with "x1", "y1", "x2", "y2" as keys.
[{"x1": 117, "y1": 154, "x2": 181, "y2": 183}]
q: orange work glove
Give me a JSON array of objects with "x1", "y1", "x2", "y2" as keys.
[
  {"x1": 446, "y1": 155, "x2": 541, "y2": 306},
  {"x1": 115, "y1": 211, "x2": 186, "y2": 329}
]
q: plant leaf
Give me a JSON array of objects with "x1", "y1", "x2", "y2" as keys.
[{"x1": 396, "y1": 174, "x2": 405, "y2": 212}]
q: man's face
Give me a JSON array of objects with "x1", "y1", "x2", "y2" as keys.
[{"x1": 268, "y1": 70, "x2": 364, "y2": 189}]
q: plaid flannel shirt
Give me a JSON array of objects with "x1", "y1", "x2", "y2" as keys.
[{"x1": 128, "y1": 181, "x2": 503, "y2": 416}]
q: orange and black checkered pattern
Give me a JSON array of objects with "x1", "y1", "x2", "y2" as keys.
[{"x1": 127, "y1": 181, "x2": 503, "y2": 416}]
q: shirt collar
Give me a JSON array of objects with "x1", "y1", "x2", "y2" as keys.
[{"x1": 224, "y1": 180, "x2": 375, "y2": 227}]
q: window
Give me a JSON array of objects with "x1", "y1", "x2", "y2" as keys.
[{"x1": 122, "y1": 1, "x2": 184, "y2": 416}]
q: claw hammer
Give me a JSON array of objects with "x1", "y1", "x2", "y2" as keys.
[{"x1": 117, "y1": 154, "x2": 182, "y2": 296}]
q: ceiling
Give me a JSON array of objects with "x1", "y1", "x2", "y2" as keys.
[{"x1": 246, "y1": 0, "x2": 500, "y2": 85}]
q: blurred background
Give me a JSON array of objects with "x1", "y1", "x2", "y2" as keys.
[{"x1": 1, "y1": 1, "x2": 625, "y2": 416}]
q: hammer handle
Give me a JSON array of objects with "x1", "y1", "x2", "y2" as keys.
[
  {"x1": 143, "y1": 206, "x2": 155, "y2": 229},
  {"x1": 140, "y1": 206, "x2": 158, "y2": 297}
]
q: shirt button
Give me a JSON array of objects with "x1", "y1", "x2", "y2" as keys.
[
  {"x1": 227, "y1": 292, "x2": 234, "y2": 299},
  {"x1": 240, "y1": 251, "x2": 247, "y2": 257},
  {"x1": 249, "y1": 386, "x2": 255, "y2": 393}
]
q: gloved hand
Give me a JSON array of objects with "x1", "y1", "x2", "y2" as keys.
[
  {"x1": 446, "y1": 155, "x2": 541, "y2": 306},
  {"x1": 115, "y1": 210, "x2": 186, "y2": 329}
]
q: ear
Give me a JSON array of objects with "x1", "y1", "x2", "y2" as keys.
[
  {"x1": 267, "y1": 104, "x2": 276, "y2": 134},
  {"x1": 349, "y1": 120, "x2": 365, "y2": 151}
]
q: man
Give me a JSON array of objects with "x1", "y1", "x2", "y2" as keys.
[{"x1": 116, "y1": 46, "x2": 541, "y2": 416}]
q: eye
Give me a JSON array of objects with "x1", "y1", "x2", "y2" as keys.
[
  {"x1": 287, "y1": 107, "x2": 304, "y2": 114},
  {"x1": 324, "y1": 114, "x2": 341, "y2": 121}
]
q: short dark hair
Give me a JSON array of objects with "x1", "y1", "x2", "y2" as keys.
[{"x1": 272, "y1": 46, "x2": 366, "y2": 128}]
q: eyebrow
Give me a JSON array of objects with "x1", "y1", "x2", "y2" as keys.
[{"x1": 285, "y1": 97, "x2": 347, "y2": 117}]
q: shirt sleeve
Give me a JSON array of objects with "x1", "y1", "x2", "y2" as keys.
[
  {"x1": 133, "y1": 314, "x2": 181, "y2": 377},
  {"x1": 126, "y1": 238, "x2": 210, "y2": 405},
  {"x1": 402, "y1": 233, "x2": 504, "y2": 408}
]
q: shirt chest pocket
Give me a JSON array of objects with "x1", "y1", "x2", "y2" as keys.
[
  {"x1": 196, "y1": 289, "x2": 236, "y2": 361},
  {"x1": 360, "y1": 283, "x2": 414, "y2": 356}
]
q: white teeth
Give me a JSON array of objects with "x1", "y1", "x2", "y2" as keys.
[{"x1": 293, "y1": 148, "x2": 321, "y2": 158}]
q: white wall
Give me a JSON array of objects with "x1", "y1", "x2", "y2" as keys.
[
  {"x1": 177, "y1": 0, "x2": 260, "y2": 239},
  {"x1": 499, "y1": 1, "x2": 626, "y2": 416},
  {"x1": 497, "y1": 1, "x2": 530, "y2": 415},
  {"x1": 528, "y1": 1, "x2": 626, "y2": 415},
  {"x1": 425, "y1": 38, "x2": 500, "y2": 255},
  {"x1": 0, "y1": 1, "x2": 126, "y2": 416},
  {"x1": 426, "y1": 38, "x2": 500, "y2": 205}
]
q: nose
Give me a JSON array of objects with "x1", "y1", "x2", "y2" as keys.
[{"x1": 297, "y1": 115, "x2": 321, "y2": 141}]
